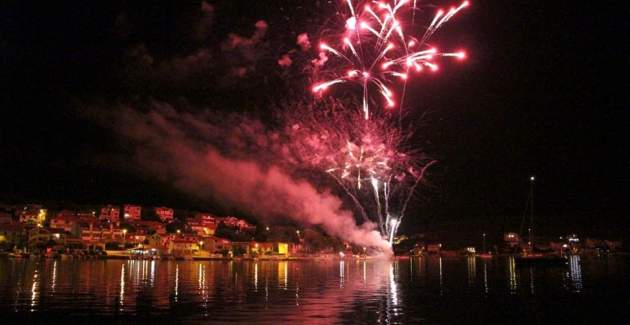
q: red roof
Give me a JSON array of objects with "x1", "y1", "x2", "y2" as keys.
[{"x1": 173, "y1": 238, "x2": 198, "y2": 244}]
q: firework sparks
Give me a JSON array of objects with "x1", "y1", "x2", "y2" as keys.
[
  {"x1": 311, "y1": 0, "x2": 469, "y2": 120},
  {"x1": 283, "y1": 1, "x2": 468, "y2": 250},
  {"x1": 282, "y1": 102, "x2": 435, "y2": 247}
]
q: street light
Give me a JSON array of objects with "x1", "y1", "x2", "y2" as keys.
[
  {"x1": 122, "y1": 228, "x2": 128, "y2": 247},
  {"x1": 198, "y1": 241, "x2": 204, "y2": 250}
]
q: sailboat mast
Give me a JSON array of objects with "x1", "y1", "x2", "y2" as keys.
[{"x1": 529, "y1": 176, "x2": 535, "y2": 245}]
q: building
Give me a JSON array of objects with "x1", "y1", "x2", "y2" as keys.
[
  {"x1": 0, "y1": 222, "x2": 25, "y2": 246},
  {"x1": 202, "y1": 236, "x2": 231, "y2": 254},
  {"x1": 155, "y1": 207, "x2": 174, "y2": 223},
  {"x1": 123, "y1": 204, "x2": 141, "y2": 221},
  {"x1": 232, "y1": 241, "x2": 290, "y2": 256},
  {"x1": 18, "y1": 204, "x2": 46, "y2": 225},
  {"x1": 28, "y1": 227, "x2": 67, "y2": 248},
  {"x1": 50, "y1": 210, "x2": 79, "y2": 232},
  {"x1": 188, "y1": 214, "x2": 218, "y2": 236},
  {"x1": 77, "y1": 210, "x2": 97, "y2": 220},
  {"x1": 99, "y1": 205, "x2": 120, "y2": 223},
  {"x1": 195, "y1": 213, "x2": 217, "y2": 223},
  {"x1": 217, "y1": 216, "x2": 253, "y2": 231},
  {"x1": 168, "y1": 238, "x2": 200, "y2": 256},
  {"x1": 80, "y1": 223, "x2": 126, "y2": 243},
  {"x1": 427, "y1": 243, "x2": 442, "y2": 254},
  {"x1": 132, "y1": 220, "x2": 167, "y2": 235},
  {"x1": 503, "y1": 232, "x2": 521, "y2": 248},
  {"x1": 0, "y1": 211, "x2": 13, "y2": 224}
]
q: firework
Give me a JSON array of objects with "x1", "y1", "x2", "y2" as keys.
[
  {"x1": 299, "y1": 1, "x2": 469, "y2": 247},
  {"x1": 311, "y1": 0, "x2": 468, "y2": 120},
  {"x1": 281, "y1": 101, "x2": 435, "y2": 246}
]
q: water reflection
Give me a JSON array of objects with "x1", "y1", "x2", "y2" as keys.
[
  {"x1": 566, "y1": 255, "x2": 583, "y2": 293},
  {"x1": 119, "y1": 262, "x2": 126, "y2": 310},
  {"x1": 279, "y1": 261, "x2": 288, "y2": 290},
  {"x1": 30, "y1": 268, "x2": 38, "y2": 311},
  {"x1": 466, "y1": 256, "x2": 476, "y2": 287},
  {"x1": 51, "y1": 260, "x2": 57, "y2": 292},
  {"x1": 507, "y1": 256, "x2": 518, "y2": 294},
  {"x1": 254, "y1": 262, "x2": 259, "y2": 292},
  {"x1": 0, "y1": 257, "x2": 623, "y2": 324},
  {"x1": 339, "y1": 260, "x2": 345, "y2": 288},
  {"x1": 482, "y1": 260, "x2": 489, "y2": 294},
  {"x1": 389, "y1": 262, "x2": 399, "y2": 308},
  {"x1": 438, "y1": 257, "x2": 443, "y2": 295},
  {"x1": 174, "y1": 263, "x2": 179, "y2": 302},
  {"x1": 529, "y1": 267, "x2": 535, "y2": 294}
]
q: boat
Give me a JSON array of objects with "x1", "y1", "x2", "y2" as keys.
[
  {"x1": 8, "y1": 248, "x2": 29, "y2": 258},
  {"x1": 477, "y1": 233, "x2": 494, "y2": 259},
  {"x1": 514, "y1": 176, "x2": 568, "y2": 267},
  {"x1": 8, "y1": 251, "x2": 29, "y2": 258},
  {"x1": 515, "y1": 252, "x2": 567, "y2": 267}
]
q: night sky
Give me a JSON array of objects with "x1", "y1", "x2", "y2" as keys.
[{"x1": 1, "y1": 1, "x2": 627, "y2": 240}]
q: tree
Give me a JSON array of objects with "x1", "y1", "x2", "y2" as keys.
[
  {"x1": 303, "y1": 228, "x2": 330, "y2": 253},
  {"x1": 254, "y1": 225, "x2": 269, "y2": 242},
  {"x1": 120, "y1": 223, "x2": 136, "y2": 233},
  {"x1": 166, "y1": 220, "x2": 184, "y2": 234},
  {"x1": 215, "y1": 222, "x2": 236, "y2": 240},
  {"x1": 233, "y1": 246, "x2": 246, "y2": 256}
]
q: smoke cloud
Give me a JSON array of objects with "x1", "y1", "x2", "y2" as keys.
[
  {"x1": 296, "y1": 33, "x2": 311, "y2": 51},
  {"x1": 277, "y1": 54, "x2": 292, "y2": 67},
  {"x1": 105, "y1": 104, "x2": 391, "y2": 251}
]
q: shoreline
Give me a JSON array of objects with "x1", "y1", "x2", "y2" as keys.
[{"x1": 1, "y1": 251, "x2": 627, "y2": 262}]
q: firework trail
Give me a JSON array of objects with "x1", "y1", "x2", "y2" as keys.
[
  {"x1": 301, "y1": 1, "x2": 469, "y2": 247},
  {"x1": 282, "y1": 101, "x2": 435, "y2": 247},
  {"x1": 311, "y1": 0, "x2": 468, "y2": 120}
]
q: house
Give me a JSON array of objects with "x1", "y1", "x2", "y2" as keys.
[
  {"x1": 0, "y1": 211, "x2": 14, "y2": 224},
  {"x1": 201, "y1": 236, "x2": 231, "y2": 254},
  {"x1": 168, "y1": 238, "x2": 200, "y2": 256},
  {"x1": 50, "y1": 211, "x2": 80, "y2": 232},
  {"x1": 503, "y1": 232, "x2": 521, "y2": 248},
  {"x1": 132, "y1": 220, "x2": 166, "y2": 235},
  {"x1": 123, "y1": 204, "x2": 141, "y2": 221},
  {"x1": 232, "y1": 241, "x2": 290, "y2": 256},
  {"x1": 28, "y1": 227, "x2": 67, "y2": 247},
  {"x1": 80, "y1": 223, "x2": 126, "y2": 242},
  {"x1": 427, "y1": 243, "x2": 442, "y2": 254},
  {"x1": 18, "y1": 204, "x2": 46, "y2": 225},
  {"x1": 99, "y1": 205, "x2": 120, "y2": 223},
  {"x1": 0, "y1": 222, "x2": 25, "y2": 246},
  {"x1": 77, "y1": 210, "x2": 97, "y2": 220},
  {"x1": 187, "y1": 215, "x2": 218, "y2": 236},
  {"x1": 155, "y1": 207, "x2": 174, "y2": 223},
  {"x1": 218, "y1": 216, "x2": 253, "y2": 231}
]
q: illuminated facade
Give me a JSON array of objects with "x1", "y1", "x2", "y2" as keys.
[
  {"x1": 18, "y1": 204, "x2": 46, "y2": 226},
  {"x1": 155, "y1": 207, "x2": 174, "y2": 223},
  {"x1": 123, "y1": 204, "x2": 141, "y2": 221},
  {"x1": 99, "y1": 205, "x2": 120, "y2": 223}
]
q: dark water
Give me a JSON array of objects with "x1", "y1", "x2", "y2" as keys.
[{"x1": 0, "y1": 256, "x2": 628, "y2": 324}]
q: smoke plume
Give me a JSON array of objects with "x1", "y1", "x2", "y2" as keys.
[{"x1": 104, "y1": 104, "x2": 391, "y2": 251}]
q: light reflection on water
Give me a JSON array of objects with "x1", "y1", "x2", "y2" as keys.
[
  {"x1": 0, "y1": 256, "x2": 626, "y2": 324},
  {"x1": 566, "y1": 255, "x2": 583, "y2": 293}
]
